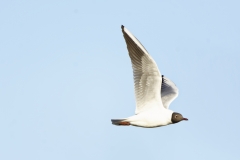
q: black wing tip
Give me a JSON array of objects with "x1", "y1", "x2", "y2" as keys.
[
  {"x1": 121, "y1": 25, "x2": 125, "y2": 30},
  {"x1": 162, "y1": 75, "x2": 164, "y2": 77}
]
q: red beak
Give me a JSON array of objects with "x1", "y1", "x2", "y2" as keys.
[{"x1": 182, "y1": 118, "x2": 188, "y2": 121}]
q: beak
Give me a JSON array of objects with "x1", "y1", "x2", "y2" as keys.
[{"x1": 182, "y1": 118, "x2": 188, "y2": 121}]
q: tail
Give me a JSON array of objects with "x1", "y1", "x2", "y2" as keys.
[{"x1": 111, "y1": 119, "x2": 130, "y2": 126}]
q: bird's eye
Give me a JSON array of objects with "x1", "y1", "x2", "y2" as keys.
[{"x1": 175, "y1": 115, "x2": 178, "y2": 118}]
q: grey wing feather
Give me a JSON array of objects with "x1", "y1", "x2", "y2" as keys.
[
  {"x1": 161, "y1": 76, "x2": 179, "y2": 109},
  {"x1": 121, "y1": 25, "x2": 163, "y2": 114}
]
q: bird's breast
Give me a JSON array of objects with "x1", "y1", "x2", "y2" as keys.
[{"x1": 128, "y1": 109, "x2": 173, "y2": 128}]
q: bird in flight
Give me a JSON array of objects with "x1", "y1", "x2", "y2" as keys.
[{"x1": 111, "y1": 25, "x2": 188, "y2": 128}]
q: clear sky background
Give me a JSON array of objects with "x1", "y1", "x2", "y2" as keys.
[{"x1": 0, "y1": 0, "x2": 240, "y2": 160}]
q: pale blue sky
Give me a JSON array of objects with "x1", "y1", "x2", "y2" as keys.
[{"x1": 1, "y1": 0, "x2": 240, "y2": 159}]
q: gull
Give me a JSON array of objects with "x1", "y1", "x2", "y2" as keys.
[{"x1": 111, "y1": 25, "x2": 188, "y2": 128}]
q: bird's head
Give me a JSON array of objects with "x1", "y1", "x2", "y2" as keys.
[{"x1": 171, "y1": 112, "x2": 188, "y2": 123}]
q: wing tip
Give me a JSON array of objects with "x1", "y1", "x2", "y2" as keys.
[{"x1": 121, "y1": 25, "x2": 126, "y2": 33}]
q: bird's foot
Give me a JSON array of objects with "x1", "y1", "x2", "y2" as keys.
[{"x1": 119, "y1": 121, "x2": 130, "y2": 126}]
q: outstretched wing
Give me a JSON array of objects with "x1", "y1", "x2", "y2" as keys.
[
  {"x1": 161, "y1": 76, "x2": 179, "y2": 109},
  {"x1": 121, "y1": 25, "x2": 164, "y2": 114}
]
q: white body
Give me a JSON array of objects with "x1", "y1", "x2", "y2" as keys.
[{"x1": 126, "y1": 108, "x2": 173, "y2": 128}]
